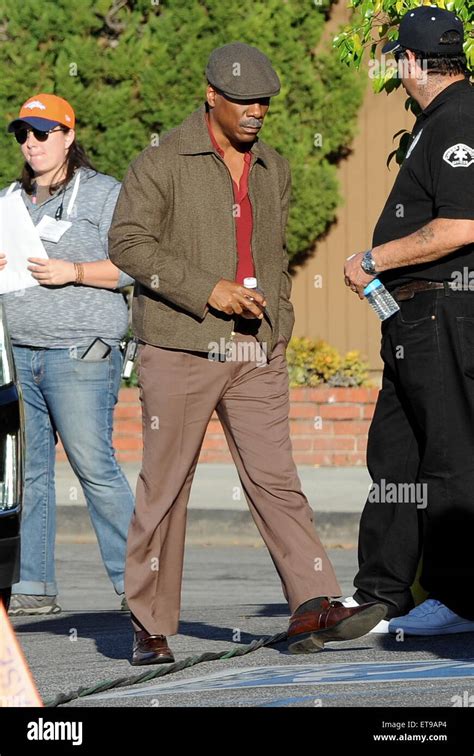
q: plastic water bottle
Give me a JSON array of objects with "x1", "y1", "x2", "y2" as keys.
[
  {"x1": 243, "y1": 276, "x2": 265, "y2": 298},
  {"x1": 241, "y1": 276, "x2": 265, "y2": 319},
  {"x1": 363, "y1": 279, "x2": 400, "y2": 321}
]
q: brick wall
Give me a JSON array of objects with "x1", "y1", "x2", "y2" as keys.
[{"x1": 56, "y1": 386, "x2": 378, "y2": 466}]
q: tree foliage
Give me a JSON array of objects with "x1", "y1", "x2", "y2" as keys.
[
  {"x1": 0, "y1": 0, "x2": 366, "y2": 260},
  {"x1": 334, "y1": 0, "x2": 473, "y2": 94}
]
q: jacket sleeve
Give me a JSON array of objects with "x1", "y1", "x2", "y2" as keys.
[
  {"x1": 108, "y1": 148, "x2": 222, "y2": 319},
  {"x1": 278, "y1": 162, "x2": 295, "y2": 344},
  {"x1": 99, "y1": 182, "x2": 135, "y2": 289}
]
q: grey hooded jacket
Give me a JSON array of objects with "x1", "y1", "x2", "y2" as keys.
[{"x1": 0, "y1": 167, "x2": 133, "y2": 348}]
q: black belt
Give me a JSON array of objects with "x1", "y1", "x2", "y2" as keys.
[{"x1": 392, "y1": 280, "x2": 473, "y2": 302}]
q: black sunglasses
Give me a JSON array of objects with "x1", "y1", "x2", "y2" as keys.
[
  {"x1": 394, "y1": 48, "x2": 410, "y2": 63},
  {"x1": 14, "y1": 126, "x2": 64, "y2": 145}
]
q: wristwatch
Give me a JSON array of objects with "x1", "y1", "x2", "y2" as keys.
[{"x1": 360, "y1": 250, "x2": 377, "y2": 276}]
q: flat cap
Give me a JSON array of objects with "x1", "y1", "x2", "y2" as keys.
[{"x1": 206, "y1": 42, "x2": 281, "y2": 100}]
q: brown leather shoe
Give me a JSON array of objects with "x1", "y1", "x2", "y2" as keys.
[
  {"x1": 288, "y1": 599, "x2": 387, "y2": 654},
  {"x1": 131, "y1": 630, "x2": 175, "y2": 666}
]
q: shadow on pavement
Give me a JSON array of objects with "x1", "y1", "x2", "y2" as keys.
[
  {"x1": 378, "y1": 632, "x2": 474, "y2": 660},
  {"x1": 11, "y1": 602, "x2": 394, "y2": 663},
  {"x1": 10, "y1": 609, "x2": 289, "y2": 661}
]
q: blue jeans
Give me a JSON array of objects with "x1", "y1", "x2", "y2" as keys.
[{"x1": 12, "y1": 345, "x2": 135, "y2": 597}]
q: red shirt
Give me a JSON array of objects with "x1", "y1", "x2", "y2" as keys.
[{"x1": 206, "y1": 117, "x2": 255, "y2": 283}]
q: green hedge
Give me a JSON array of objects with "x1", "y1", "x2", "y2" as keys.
[
  {"x1": 286, "y1": 336, "x2": 370, "y2": 387},
  {"x1": 0, "y1": 0, "x2": 365, "y2": 260}
]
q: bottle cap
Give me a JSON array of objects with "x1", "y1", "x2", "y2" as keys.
[
  {"x1": 363, "y1": 278, "x2": 382, "y2": 296},
  {"x1": 243, "y1": 277, "x2": 258, "y2": 289}
]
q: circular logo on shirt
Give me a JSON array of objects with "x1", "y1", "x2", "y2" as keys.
[{"x1": 442, "y1": 143, "x2": 474, "y2": 168}]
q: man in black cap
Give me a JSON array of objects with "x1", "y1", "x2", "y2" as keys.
[
  {"x1": 110, "y1": 42, "x2": 386, "y2": 665},
  {"x1": 344, "y1": 6, "x2": 474, "y2": 635}
]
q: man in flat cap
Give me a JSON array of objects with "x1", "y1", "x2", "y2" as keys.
[{"x1": 109, "y1": 42, "x2": 385, "y2": 665}]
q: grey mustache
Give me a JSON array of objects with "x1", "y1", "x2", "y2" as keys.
[{"x1": 241, "y1": 120, "x2": 262, "y2": 128}]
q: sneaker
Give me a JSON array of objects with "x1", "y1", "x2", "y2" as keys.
[
  {"x1": 342, "y1": 596, "x2": 390, "y2": 634},
  {"x1": 120, "y1": 594, "x2": 129, "y2": 612},
  {"x1": 388, "y1": 599, "x2": 474, "y2": 636},
  {"x1": 8, "y1": 594, "x2": 61, "y2": 616}
]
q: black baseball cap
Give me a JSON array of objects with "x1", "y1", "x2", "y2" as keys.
[{"x1": 382, "y1": 5, "x2": 464, "y2": 56}]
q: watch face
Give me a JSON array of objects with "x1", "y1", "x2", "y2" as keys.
[{"x1": 362, "y1": 253, "x2": 375, "y2": 274}]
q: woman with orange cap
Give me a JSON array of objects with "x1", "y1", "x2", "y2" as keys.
[{"x1": 0, "y1": 94, "x2": 135, "y2": 614}]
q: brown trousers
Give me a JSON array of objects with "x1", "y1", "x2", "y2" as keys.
[{"x1": 126, "y1": 333, "x2": 341, "y2": 636}]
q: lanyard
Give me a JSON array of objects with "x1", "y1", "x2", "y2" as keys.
[
  {"x1": 55, "y1": 170, "x2": 81, "y2": 221},
  {"x1": 6, "y1": 171, "x2": 81, "y2": 219}
]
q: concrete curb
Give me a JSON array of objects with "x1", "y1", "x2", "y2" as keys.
[{"x1": 57, "y1": 506, "x2": 361, "y2": 548}]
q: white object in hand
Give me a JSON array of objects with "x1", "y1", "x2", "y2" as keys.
[{"x1": 0, "y1": 191, "x2": 49, "y2": 294}]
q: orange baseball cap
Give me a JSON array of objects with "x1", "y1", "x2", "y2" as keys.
[{"x1": 8, "y1": 93, "x2": 75, "y2": 132}]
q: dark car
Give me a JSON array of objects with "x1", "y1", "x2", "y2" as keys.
[{"x1": 0, "y1": 303, "x2": 23, "y2": 610}]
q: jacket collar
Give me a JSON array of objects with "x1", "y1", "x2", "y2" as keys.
[{"x1": 177, "y1": 104, "x2": 267, "y2": 166}]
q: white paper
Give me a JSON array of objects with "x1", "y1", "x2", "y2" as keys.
[{"x1": 0, "y1": 191, "x2": 49, "y2": 294}]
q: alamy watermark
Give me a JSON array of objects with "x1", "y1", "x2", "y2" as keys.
[
  {"x1": 450, "y1": 268, "x2": 474, "y2": 291},
  {"x1": 368, "y1": 56, "x2": 428, "y2": 83},
  {"x1": 27, "y1": 718, "x2": 83, "y2": 746},
  {"x1": 207, "y1": 338, "x2": 268, "y2": 367},
  {"x1": 368, "y1": 479, "x2": 428, "y2": 509}
]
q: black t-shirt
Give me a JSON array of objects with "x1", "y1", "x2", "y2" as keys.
[{"x1": 373, "y1": 79, "x2": 474, "y2": 291}]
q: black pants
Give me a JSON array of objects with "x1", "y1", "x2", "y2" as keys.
[{"x1": 354, "y1": 286, "x2": 474, "y2": 621}]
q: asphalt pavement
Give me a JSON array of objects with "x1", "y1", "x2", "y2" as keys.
[
  {"x1": 5, "y1": 456, "x2": 474, "y2": 742},
  {"x1": 10, "y1": 542, "x2": 474, "y2": 710}
]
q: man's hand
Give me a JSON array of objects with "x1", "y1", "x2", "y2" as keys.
[
  {"x1": 0, "y1": 253, "x2": 7, "y2": 271},
  {"x1": 344, "y1": 252, "x2": 375, "y2": 300},
  {"x1": 28, "y1": 257, "x2": 76, "y2": 286},
  {"x1": 208, "y1": 278, "x2": 267, "y2": 318}
]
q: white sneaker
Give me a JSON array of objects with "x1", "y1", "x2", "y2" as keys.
[
  {"x1": 388, "y1": 599, "x2": 474, "y2": 636},
  {"x1": 342, "y1": 596, "x2": 389, "y2": 634},
  {"x1": 342, "y1": 596, "x2": 359, "y2": 608}
]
